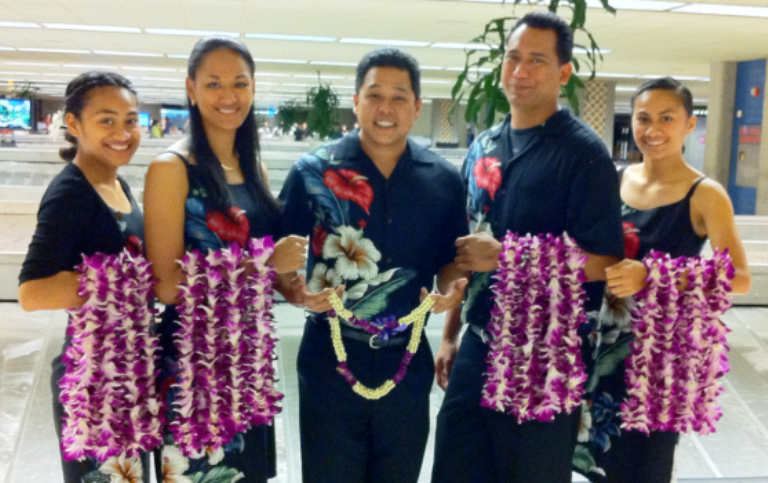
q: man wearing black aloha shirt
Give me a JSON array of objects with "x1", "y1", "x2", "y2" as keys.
[
  {"x1": 278, "y1": 48, "x2": 469, "y2": 483},
  {"x1": 432, "y1": 11, "x2": 624, "y2": 483}
]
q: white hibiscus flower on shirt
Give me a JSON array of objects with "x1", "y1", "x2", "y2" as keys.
[{"x1": 322, "y1": 226, "x2": 381, "y2": 281}]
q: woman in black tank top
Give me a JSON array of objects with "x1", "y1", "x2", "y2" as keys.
[{"x1": 575, "y1": 78, "x2": 751, "y2": 483}]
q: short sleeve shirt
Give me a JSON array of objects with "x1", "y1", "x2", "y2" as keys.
[
  {"x1": 19, "y1": 162, "x2": 143, "y2": 284},
  {"x1": 279, "y1": 130, "x2": 469, "y2": 321},
  {"x1": 463, "y1": 110, "x2": 624, "y2": 328}
]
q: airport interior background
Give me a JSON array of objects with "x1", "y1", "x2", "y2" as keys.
[{"x1": 1, "y1": 0, "x2": 768, "y2": 481}]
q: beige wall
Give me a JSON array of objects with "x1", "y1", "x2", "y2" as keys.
[{"x1": 703, "y1": 61, "x2": 737, "y2": 188}]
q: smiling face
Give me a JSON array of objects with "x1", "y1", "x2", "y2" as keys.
[
  {"x1": 186, "y1": 47, "x2": 255, "y2": 135},
  {"x1": 66, "y1": 85, "x2": 140, "y2": 169},
  {"x1": 632, "y1": 88, "x2": 696, "y2": 162},
  {"x1": 501, "y1": 25, "x2": 572, "y2": 121},
  {"x1": 353, "y1": 66, "x2": 422, "y2": 155}
]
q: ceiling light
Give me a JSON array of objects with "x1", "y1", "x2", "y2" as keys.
[
  {"x1": 615, "y1": 87, "x2": 638, "y2": 92},
  {"x1": 121, "y1": 66, "x2": 179, "y2": 72},
  {"x1": 0, "y1": 21, "x2": 40, "y2": 28},
  {"x1": 167, "y1": 54, "x2": 190, "y2": 59},
  {"x1": 333, "y1": 85, "x2": 356, "y2": 89},
  {"x1": 253, "y1": 58, "x2": 307, "y2": 64},
  {"x1": 3, "y1": 61, "x2": 59, "y2": 67},
  {"x1": 93, "y1": 50, "x2": 163, "y2": 57},
  {"x1": 63, "y1": 63, "x2": 117, "y2": 69},
  {"x1": 43, "y1": 23, "x2": 142, "y2": 33},
  {"x1": 293, "y1": 74, "x2": 346, "y2": 79},
  {"x1": 44, "y1": 73, "x2": 79, "y2": 77},
  {"x1": 18, "y1": 47, "x2": 91, "y2": 54},
  {"x1": 421, "y1": 66, "x2": 445, "y2": 70},
  {"x1": 310, "y1": 61, "x2": 357, "y2": 67},
  {"x1": 246, "y1": 33, "x2": 336, "y2": 42},
  {"x1": 445, "y1": 66, "x2": 493, "y2": 73},
  {"x1": 431, "y1": 42, "x2": 492, "y2": 50},
  {"x1": 340, "y1": 38, "x2": 430, "y2": 47},
  {"x1": 256, "y1": 81, "x2": 279, "y2": 85},
  {"x1": 257, "y1": 73, "x2": 291, "y2": 77},
  {"x1": 586, "y1": 0, "x2": 684, "y2": 10},
  {"x1": 145, "y1": 28, "x2": 240, "y2": 37},
  {"x1": 94, "y1": 51, "x2": 163, "y2": 57},
  {"x1": 0, "y1": 46, "x2": 15, "y2": 51},
  {"x1": 573, "y1": 47, "x2": 612, "y2": 54},
  {"x1": 672, "y1": 3, "x2": 768, "y2": 17},
  {"x1": 0, "y1": 71, "x2": 36, "y2": 75},
  {"x1": 282, "y1": 83, "x2": 311, "y2": 87},
  {"x1": 140, "y1": 77, "x2": 183, "y2": 82}
]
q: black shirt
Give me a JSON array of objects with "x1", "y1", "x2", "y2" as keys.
[
  {"x1": 462, "y1": 110, "x2": 624, "y2": 327},
  {"x1": 19, "y1": 162, "x2": 142, "y2": 284}
]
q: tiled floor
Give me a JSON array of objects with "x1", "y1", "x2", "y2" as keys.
[{"x1": 1, "y1": 302, "x2": 768, "y2": 482}]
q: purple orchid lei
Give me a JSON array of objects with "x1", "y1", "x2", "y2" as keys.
[
  {"x1": 481, "y1": 232, "x2": 589, "y2": 423},
  {"x1": 621, "y1": 249, "x2": 734, "y2": 435},
  {"x1": 61, "y1": 249, "x2": 163, "y2": 462},
  {"x1": 172, "y1": 237, "x2": 284, "y2": 457}
]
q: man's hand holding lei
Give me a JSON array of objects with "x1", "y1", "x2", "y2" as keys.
[{"x1": 455, "y1": 233, "x2": 503, "y2": 272}]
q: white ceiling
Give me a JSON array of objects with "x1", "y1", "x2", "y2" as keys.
[{"x1": 0, "y1": 0, "x2": 767, "y2": 107}]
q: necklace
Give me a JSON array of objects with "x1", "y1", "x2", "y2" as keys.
[{"x1": 327, "y1": 292, "x2": 435, "y2": 400}]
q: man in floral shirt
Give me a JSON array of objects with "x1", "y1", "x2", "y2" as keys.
[
  {"x1": 277, "y1": 48, "x2": 469, "y2": 483},
  {"x1": 431, "y1": 11, "x2": 624, "y2": 483}
]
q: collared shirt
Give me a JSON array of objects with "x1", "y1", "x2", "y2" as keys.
[
  {"x1": 463, "y1": 110, "x2": 624, "y2": 328},
  {"x1": 279, "y1": 130, "x2": 468, "y2": 322}
]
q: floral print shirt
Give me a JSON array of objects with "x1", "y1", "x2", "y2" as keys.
[{"x1": 279, "y1": 130, "x2": 468, "y2": 321}]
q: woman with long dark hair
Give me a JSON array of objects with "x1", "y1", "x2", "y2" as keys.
[
  {"x1": 143, "y1": 36, "x2": 306, "y2": 482},
  {"x1": 577, "y1": 77, "x2": 751, "y2": 482},
  {"x1": 18, "y1": 71, "x2": 150, "y2": 482}
]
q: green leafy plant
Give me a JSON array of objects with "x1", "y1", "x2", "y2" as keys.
[
  {"x1": 306, "y1": 73, "x2": 340, "y2": 140},
  {"x1": 275, "y1": 99, "x2": 308, "y2": 133},
  {"x1": 9, "y1": 81, "x2": 39, "y2": 100},
  {"x1": 451, "y1": 0, "x2": 615, "y2": 129}
]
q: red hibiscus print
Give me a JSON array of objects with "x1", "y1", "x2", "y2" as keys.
[
  {"x1": 323, "y1": 169, "x2": 374, "y2": 214},
  {"x1": 623, "y1": 222, "x2": 640, "y2": 260},
  {"x1": 473, "y1": 157, "x2": 502, "y2": 200},
  {"x1": 126, "y1": 235, "x2": 143, "y2": 257},
  {"x1": 206, "y1": 206, "x2": 251, "y2": 247},
  {"x1": 358, "y1": 219, "x2": 367, "y2": 228},
  {"x1": 312, "y1": 226, "x2": 328, "y2": 257}
]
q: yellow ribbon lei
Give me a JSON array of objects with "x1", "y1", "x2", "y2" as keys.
[{"x1": 327, "y1": 292, "x2": 436, "y2": 400}]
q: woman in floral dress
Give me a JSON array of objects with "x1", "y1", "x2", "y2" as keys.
[
  {"x1": 574, "y1": 77, "x2": 751, "y2": 482},
  {"x1": 143, "y1": 36, "x2": 306, "y2": 482}
]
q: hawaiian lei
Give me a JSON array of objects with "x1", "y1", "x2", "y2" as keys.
[
  {"x1": 621, "y1": 249, "x2": 734, "y2": 435},
  {"x1": 481, "y1": 232, "x2": 589, "y2": 423},
  {"x1": 327, "y1": 292, "x2": 435, "y2": 400},
  {"x1": 62, "y1": 249, "x2": 163, "y2": 462},
  {"x1": 172, "y1": 238, "x2": 284, "y2": 457}
]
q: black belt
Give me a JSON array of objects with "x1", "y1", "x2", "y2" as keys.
[
  {"x1": 469, "y1": 324, "x2": 494, "y2": 344},
  {"x1": 308, "y1": 313, "x2": 410, "y2": 349}
]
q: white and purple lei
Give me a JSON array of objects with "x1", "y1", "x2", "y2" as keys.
[
  {"x1": 481, "y1": 232, "x2": 588, "y2": 423},
  {"x1": 171, "y1": 237, "x2": 283, "y2": 457},
  {"x1": 61, "y1": 249, "x2": 163, "y2": 462},
  {"x1": 621, "y1": 249, "x2": 734, "y2": 435}
]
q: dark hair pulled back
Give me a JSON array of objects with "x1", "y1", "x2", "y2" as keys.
[
  {"x1": 60, "y1": 71, "x2": 136, "y2": 162},
  {"x1": 631, "y1": 77, "x2": 694, "y2": 118},
  {"x1": 186, "y1": 36, "x2": 278, "y2": 216}
]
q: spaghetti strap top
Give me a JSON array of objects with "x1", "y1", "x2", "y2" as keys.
[
  {"x1": 618, "y1": 167, "x2": 708, "y2": 260},
  {"x1": 161, "y1": 149, "x2": 279, "y2": 252}
]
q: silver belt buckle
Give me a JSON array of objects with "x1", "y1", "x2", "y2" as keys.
[{"x1": 369, "y1": 334, "x2": 381, "y2": 349}]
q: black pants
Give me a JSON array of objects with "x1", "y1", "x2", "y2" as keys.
[
  {"x1": 297, "y1": 319, "x2": 434, "y2": 483},
  {"x1": 432, "y1": 328, "x2": 581, "y2": 483}
]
